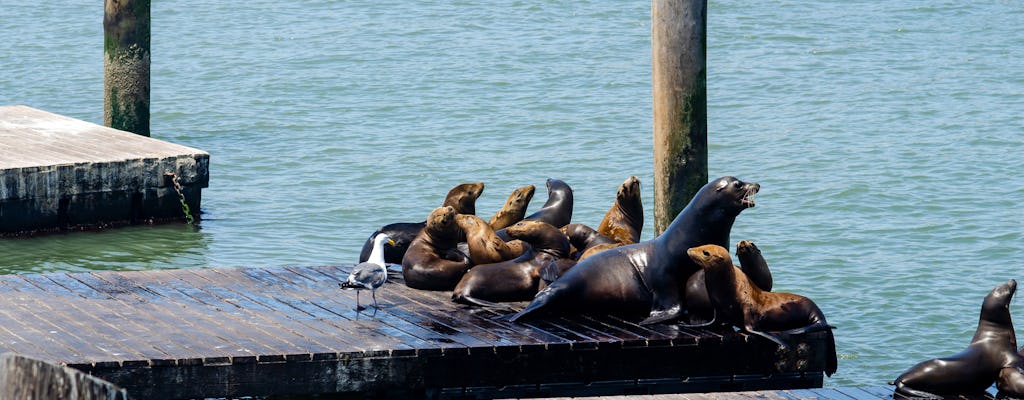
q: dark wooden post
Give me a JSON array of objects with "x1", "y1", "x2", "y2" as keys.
[
  {"x1": 0, "y1": 353, "x2": 127, "y2": 399},
  {"x1": 651, "y1": 0, "x2": 708, "y2": 235},
  {"x1": 104, "y1": 0, "x2": 151, "y2": 136}
]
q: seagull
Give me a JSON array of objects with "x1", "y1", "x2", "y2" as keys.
[{"x1": 339, "y1": 233, "x2": 395, "y2": 311}]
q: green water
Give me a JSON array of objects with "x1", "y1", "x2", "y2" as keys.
[{"x1": 2, "y1": 0, "x2": 1023, "y2": 389}]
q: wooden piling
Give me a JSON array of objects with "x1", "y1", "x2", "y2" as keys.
[
  {"x1": 0, "y1": 353, "x2": 127, "y2": 400},
  {"x1": 104, "y1": 0, "x2": 150, "y2": 137},
  {"x1": 651, "y1": 0, "x2": 708, "y2": 235}
]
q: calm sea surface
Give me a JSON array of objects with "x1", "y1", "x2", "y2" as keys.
[{"x1": 2, "y1": 0, "x2": 1023, "y2": 389}]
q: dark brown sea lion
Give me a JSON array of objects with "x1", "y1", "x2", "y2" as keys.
[
  {"x1": 998, "y1": 364, "x2": 1024, "y2": 399},
  {"x1": 596, "y1": 175, "x2": 643, "y2": 245},
  {"x1": 684, "y1": 240, "x2": 773, "y2": 324},
  {"x1": 506, "y1": 176, "x2": 759, "y2": 324},
  {"x1": 561, "y1": 223, "x2": 617, "y2": 260},
  {"x1": 488, "y1": 184, "x2": 536, "y2": 230},
  {"x1": 452, "y1": 221, "x2": 572, "y2": 307},
  {"x1": 401, "y1": 206, "x2": 472, "y2": 291},
  {"x1": 456, "y1": 214, "x2": 527, "y2": 265},
  {"x1": 359, "y1": 182, "x2": 484, "y2": 264},
  {"x1": 687, "y1": 244, "x2": 837, "y2": 377},
  {"x1": 893, "y1": 279, "x2": 1019, "y2": 398}
]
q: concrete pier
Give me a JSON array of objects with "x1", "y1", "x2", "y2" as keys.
[{"x1": 0, "y1": 105, "x2": 208, "y2": 234}]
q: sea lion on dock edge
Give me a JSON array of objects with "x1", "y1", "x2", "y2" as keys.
[
  {"x1": 401, "y1": 206, "x2": 472, "y2": 291},
  {"x1": 506, "y1": 176, "x2": 758, "y2": 324},
  {"x1": 596, "y1": 175, "x2": 643, "y2": 245},
  {"x1": 456, "y1": 214, "x2": 528, "y2": 265},
  {"x1": 684, "y1": 240, "x2": 772, "y2": 324},
  {"x1": 892, "y1": 279, "x2": 1019, "y2": 398},
  {"x1": 688, "y1": 244, "x2": 836, "y2": 377},
  {"x1": 358, "y1": 182, "x2": 484, "y2": 265},
  {"x1": 488, "y1": 185, "x2": 536, "y2": 230},
  {"x1": 452, "y1": 220, "x2": 572, "y2": 307}
]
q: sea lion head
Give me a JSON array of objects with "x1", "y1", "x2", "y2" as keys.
[
  {"x1": 686, "y1": 244, "x2": 733, "y2": 270},
  {"x1": 443, "y1": 182, "x2": 485, "y2": 215},
  {"x1": 506, "y1": 220, "x2": 570, "y2": 258},
  {"x1": 709, "y1": 176, "x2": 759, "y2": 212},
  {"x1": 510, "y1": 184, "x2": 536, "y2": 208},
  {"x1": 454, "y1": 213, "x2": 482, "y2": 231},
  {"x1": 544, "y1": 178, "x2": 573, "y2": 203},
  {"x1": 980, "y1": 279, "x2": 1017, "y2": 326},
  {"x1": 427, "y1": 206, "x2": 458, "y2": 232},
  {"x1": 617, "y1": 176, "x2": 641, "y2": 202}
]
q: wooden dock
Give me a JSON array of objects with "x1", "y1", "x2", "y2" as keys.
[
  {"x1": 0, "y1": 105, "x2": 208, "y2": 234},
  {"x1": 0, "y1": 265, "x2": 833, "y2": 399},
  {"x1": 543, "y1": 386, "x2": 998, "y2": 400}
]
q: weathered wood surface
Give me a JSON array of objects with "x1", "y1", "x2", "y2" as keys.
[
  {"x1": 0, "y1": 105, "x2": 208, "y2": 233},
  {"x1": 0, "y1": 353, "x2": 127, "y2": 400},
  {"x1": 542, "y1": 385, "x2": 998, "y2": 400},
  {"x1": 0, "y1": 265, "x2": 833, "y2": 399},
  {"x1": 651, "y1": 0, "x2": 708, "y2": 235}
]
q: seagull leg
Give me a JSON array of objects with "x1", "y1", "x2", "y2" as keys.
[
  {"x1": 355, "y1": 291, "x2": 366, "y2": 311},
  {"x1": 371, "y1": 290, "x2": 379, "y2": 309}
]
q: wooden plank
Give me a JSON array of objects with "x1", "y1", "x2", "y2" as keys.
[
  {"x1": 293, "y1": 266, "x2": 515, "y2": 348},
  {"x1": 73, "y1": 271, "x2": 242, "y2": 362},
  {"x1": 236, "y1": 267, "x2": 420, "y2": 352},
  {"x1": 253, "y1": 266, "x2": 452, "y2": 351},
  {"x1": 17, "y1": 274, "x2": 169, "y2": 363},
  {"x1": 175, "y1": 269, "x2": 343, "y2": 356},
  {"x1": 88, "y1": 270, "x2": 257, "y2": 361},
  {"x1": 197, "y1": 268, "x2": 372, "y2": 353}
]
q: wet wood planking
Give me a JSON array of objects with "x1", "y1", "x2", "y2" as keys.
[{"x1": 0, "y1": 265, "x2": 831, "y2": 399}]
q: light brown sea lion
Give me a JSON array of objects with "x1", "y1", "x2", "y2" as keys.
[
  {"x1": 452, "y1": 220, "x2": 572, "y2": 307},
  {"x1": 488, "y1": 184, "x2": 536, "y2": 230},
  {"x1": 892, "y1": 279, "x2": 1019, "y2": 398},
  {"x1": 687, "y1": 244, "x2": 837, "y2": 377},
  {"x1": 507, "y1": 177, "x2": 759, "y2": 325},
  {"x1": 684, "y1": 240, "x2": 773, "y2": 324},
  {"x1": 456, "y1": 213, "x2": 528, "y2": 265},
  {"x1": 359, "y1": 182, "x2": 484, "y2": 264},
  {"x1": 596, "y1": 176, "x2": 643, "y2": 245},
  {"x1": 401, "y1": 206, "x2": 472, "y2": 291}
]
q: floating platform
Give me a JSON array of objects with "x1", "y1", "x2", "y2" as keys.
[
  {"x1": 0, "y1": 265, "x2": 833, "y2": 399},
  {"x1": 542, "y1": 386, "x2": 997, "y2": 400},
  {"x1": 0, "y1": 105, "x2": 208, "y2": 234}
]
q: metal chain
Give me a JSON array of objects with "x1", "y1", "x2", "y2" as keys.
[{"x1": 167, "y1": 172, "x2": 195, "y2": 225}]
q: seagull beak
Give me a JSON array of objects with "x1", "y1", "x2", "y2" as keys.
[{"x1": 387, "y1": 239, "x2": 396, "y2": 246}]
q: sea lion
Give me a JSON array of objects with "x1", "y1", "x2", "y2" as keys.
[
  {"x1": 456, "y1": 213, "x2": 528, "y2": 265},
  {"x1": 401, "y1": 206, "x2": 472, "y2": 291},
  {"x1": 452, "y1": 221, "x2": 571, "y2": 307},
  {"x1": 687, "y1": 244, "x2": 837, "y2": 377},
  {"x1": 596, "y1": 176, "x2": 643, "y2": 245},
  {"x1": 358, "y1": 182, "x2": 484, "y2": 265},
  {"x1": 893, "y1": 279, "x2": 1019, "y2": 398},
  {"x1": 488, "y1": 185, "x2": 536, "y2": 230},
  {"x1": 523, "y1": 178, "x2": 574, "y2": 228},
  {"x1": 998, "y1": 364, "x2": 1024, "y2": 399},
  {"x1": 561, "y1": 223, "x2": 617, "y2": 260},
  {"x1": 507, "y1": 176, "x2": 759, "y2": 324},
  {"x1": 684, "y1": 240, "x2": 773, "y2": 324}
]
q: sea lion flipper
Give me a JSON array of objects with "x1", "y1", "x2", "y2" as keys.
[
  {"x1": 893, "y1": 384, "x2": 944, "y2": 400},
  {"x1": 639, "y1": 305, "x2": 682, "y2": 325},
  {"x1": 678, "y1": 309, "x2": 716, "y2": 328},
  {"x1": 744, "y1": 328, "x2": 789, "y2": 349},
  {"x1": 454, "y1": 294, "x2": 517, "y2": 310}
]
